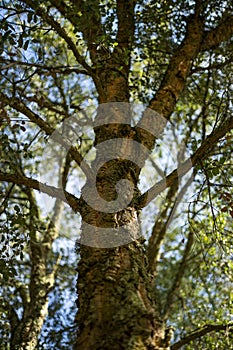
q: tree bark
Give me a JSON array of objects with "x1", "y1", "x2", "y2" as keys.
[
  {"x1": 74, "y1": 104, "x2": 168, "y2": 349},
  {"x1": 75, "y1": 243, "x2": 167, "y2": 350},
  {"x1": 9, "y1": 184, "x2": 65, "y2": 349}
]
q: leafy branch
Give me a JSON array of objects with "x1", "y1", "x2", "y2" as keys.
[
  {"x1": 19, "y1": 0, "x2": 93, "y2": 74},
  {"x1": 171, "y1": 323, "x2": 233, "y2": 349}
]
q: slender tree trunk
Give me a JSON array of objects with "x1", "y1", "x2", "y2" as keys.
[
  {"x1": 9, "y1": 192, "x2": 63, "y2": 350},
  {"x1": 10, "y1": 240, "x2": 51, "y2": 350}
]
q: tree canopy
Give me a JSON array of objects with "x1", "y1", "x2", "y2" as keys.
[{"x1": 0, "y1": 1, "x2": 233, "y2": 349}]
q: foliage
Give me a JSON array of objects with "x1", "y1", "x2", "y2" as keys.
[{"x1": 0, "y1": 0, "x2": 233, "y2": 349}]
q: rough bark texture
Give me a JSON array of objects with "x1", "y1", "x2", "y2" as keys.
[
  {"x1": 75, "y1": 113, "x2": 167, "y2": 348},
  {"x1": 75, "y1": 244, "x2": 166, "y2": 350}
]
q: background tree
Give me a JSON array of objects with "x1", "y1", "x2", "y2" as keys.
[{"x1": 0, "y1": 0, "x2": 233, "y2": 349}]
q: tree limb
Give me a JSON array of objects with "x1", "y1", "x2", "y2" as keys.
[
  {"x1": 0, "y1": 171, "x2": 81, "y2": 213},
  {"x1": 200, "y1": 14, "x2": 233, "y2": 51},
  {"x1": 137, "y1": 8, "x2": 233, "y2": 151},
  {"x1": 15, "y1": 282, "x2": 30, "y2": 306},
  {"x1": 8, "y1": 305, "x2": 20, "y2": 334},
  {"x1": 70, "y1": 0, "x2": 105, "y2": 65},
  {"x1": 171, "y1": 323, "x2": 233, "y2": 349},
  {"x1": 138, "y1": 114, "x2": 233, "y2": 207},
  {"x1": 137, "y1": 10, "x2": 204, "y2": 140},
  {"x1": 114, "y1": 0, "x2": 135, "y2": 67}
]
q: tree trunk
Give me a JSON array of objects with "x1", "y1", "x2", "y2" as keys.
[
  {"x1": 9, "y1": 193, "x2": 63, "y2": 350},
  {"x1": 73, "y1": 2, "x2": 173, "y2": 339},
  {"x1": 10, "y1": 241, "x2": 50, "y2": 350},
  {"x1": 74, "y1": 105, "x2": 170, "y2": 349},
  {"x1": 75, "y1": 242, "x2": 168, "y2": 350}
]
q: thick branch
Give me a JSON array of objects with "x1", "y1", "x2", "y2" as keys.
[
  {"x1": 201, "y1": 14, "x2": 233, "y2": 51},
  {"x1": 0, "y1": 92, "x2": 53, "y2": 134},
  {"x1": 139, "y1": 115, "x2": 233, "y2": 207},
  {"x1": 16, "y1": 282, "x2": 30, "y2": 306},
  {"x1": 70, "y1": 0, "x2": 105, "y2": 65},
  {"x1": 11, "y1": 156, "x2": 71, "y2": 349},
  {"x1": 116, "y1": 0, "x2": 135, "y2": 46},
  {"x1": 171, "y1": 323, "x2": 233, "y2": 350},
  {"x1": 137, "y1": 9, "x2": 233, "y2": 150},
  {"x1": 104, "y1": 0, "x2": 136, "y2": 86},
  {"x1": 137, "y1": 11, "x2": 204, "y2": 138},
  {"x1": 0, "y1": 171, "x2": 81, "y2": 213}
]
